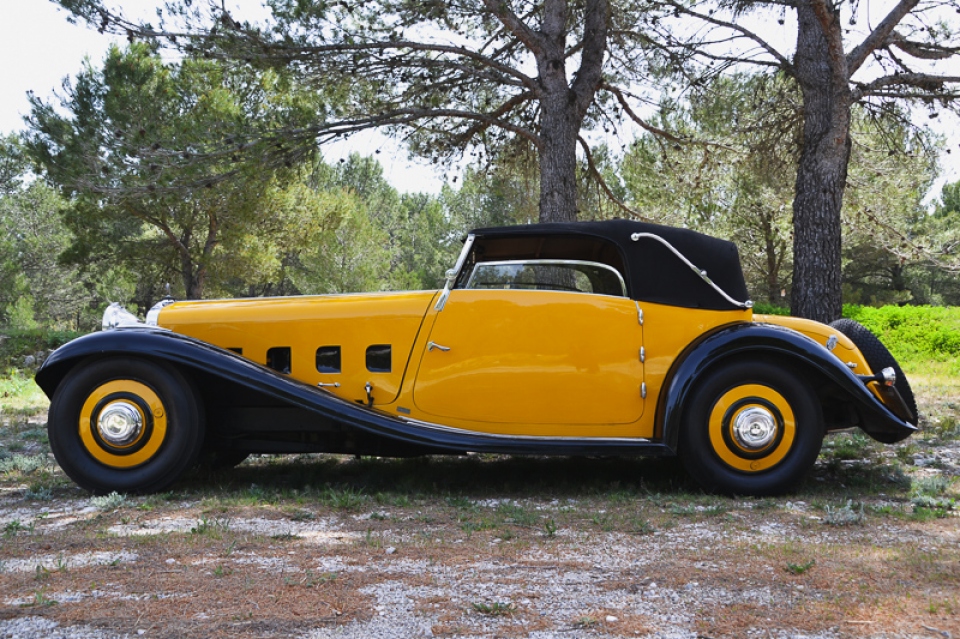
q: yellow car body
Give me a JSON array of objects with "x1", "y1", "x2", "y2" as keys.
[{"x1": 36, "y1": 219, "x2": 917, "y2": 496}]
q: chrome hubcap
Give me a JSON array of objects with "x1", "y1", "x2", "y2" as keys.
[
  {"x1": 733, "y1": 406, "x2": 778, "y2": 450},
  {"x1": 97, "y1": 402, "x2": 143, "y2": 446}
]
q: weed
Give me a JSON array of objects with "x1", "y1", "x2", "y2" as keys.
[
  {"x1": 912, "y1": 475, "x2": 953, "y2": 497},
  {"x1": 289, "y1": 509, "x2": 316, "y2": 522},
  {"x1": 138, "y1": 492, "x2": 175, "y2": 511},
  {"x1": 191, "y1": 516, "x2": 231, "y2": 536},
  {"x1": 543, "y1": 518, "x2": 558, "y2": 537},
  {"x1": 369, "y1": 511, "x2": 389, "y2": 521},
  {"x1": 284, "y1": 570, "x2": 337, "y2": 588},
  {"x1": 90, "y1": 491, "x2": 128, "y2": 511},
  {"x1": 588, "y1": 512, "x2": 607, "y2": 529},
  {"x1": 785, "y1": 560, "x2": 815, "y2": 575},
  {"x1": 23, "y1": 483, "x2": 54, "y2": 501},
  {"x1": 22, "y1": 587, "x2": 57, "y2": 608},
  {"x1": 213, "y1": 564, "x2": 233, "y2": 578},
  {"x1": 472, "y1": 601, "x2": 516, "y2": 616},
  {"x1": 0, "y1": 454, "x2": 46, "y2": 474},
  {"x1": 896, "y1": 444, "x2": 919, "y2": 465},
  {"x1": 363, "y1": 528, "x2": 382, "y2": 549},
  {"x1": 823, "y1": 432, "x2": 874, "y2": 461},
  {"x1": 270, "y1": 533, "x2": 299, "y2": 541},
  {"x1": 321, "y1": 485, "x2": 368, "y2": 510},
  {"x1": 496, "y1": 502, "x2": 539, "y2": 527},
  {"x1": 629, "y1": 517, "x2": 655, "y2": 535},
  {"x1": 926, "y1": 600, "x2": 956, "y2": 615},
  {"x1": 4, "y1": 519, "x2": 30, "y2": 537},
  {"x1": 823, "y1": 500, "x2": 865, "y2": 526}
]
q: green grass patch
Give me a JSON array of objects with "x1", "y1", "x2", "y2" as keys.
[{"x1": 842, "y1": 305, "x2": 960, "y2": 372}]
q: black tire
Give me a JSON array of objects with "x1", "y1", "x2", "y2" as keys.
[
  {"x1": 829, "y1": 319, "x2": 917, "y2": 423},
  {"x1": 48, "y1": 357, "x2": 205, "y2": 495},
  {"x1": 679, "y1": 360, "x2": 824, "y2": 496}
]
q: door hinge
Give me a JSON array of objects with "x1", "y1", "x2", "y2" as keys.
[
  {"x1": 641, "y1": 382, "x2": 647, "y2": 399},
  {"x1": 639, "y1": 347, "x2": 645, "y2": 363}
]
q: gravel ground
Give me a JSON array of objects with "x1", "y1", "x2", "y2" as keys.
[{"x1": 1, "y1": 451, "x2": 958, "y2": 639}]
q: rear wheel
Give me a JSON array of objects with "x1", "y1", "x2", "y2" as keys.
[
  {"x1": 679, "y1": 360, "x2": 824, "y2": 496},
  {"x1": 48, "y1": 357, "x2": 204, "y2": 494}
]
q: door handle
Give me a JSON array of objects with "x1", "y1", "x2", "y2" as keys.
[{"x1": 427, "y1": 341, "x2": 451, "y2": 352}]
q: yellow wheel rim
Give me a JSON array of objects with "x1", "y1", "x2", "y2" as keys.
[
  {"x1": 78, "y1": 380, "x2": 168, "y2": 469},
  {"x1": 707, "y1": 384, "x2": 796, "y2": 473}
]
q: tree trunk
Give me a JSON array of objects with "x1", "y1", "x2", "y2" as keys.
[
  {"x1": 790, "y1": 2, "x2": 851, "y2": 323},
  {"x1": 538, "y1": 91, "x2": 580, "y2": 224},
  {"x1": 533, "y1": 0, "x2": 608, "y2": 225}
]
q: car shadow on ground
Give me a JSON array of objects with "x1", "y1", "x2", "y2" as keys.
[{"x1": 179, "y1": 451, "x2": 914, "y2": 503}]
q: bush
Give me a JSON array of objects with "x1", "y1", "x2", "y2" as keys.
[
  {"x1": 0, "y1": 328, "x2": 82, "y2": 370},
  {"x1": 841, "y1": 305, "x2": 960, "y2": 365}
]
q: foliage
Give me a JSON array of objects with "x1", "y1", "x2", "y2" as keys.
[
  {"x1": 0, "y1": 329, "x2": 82, "y2": 370},
  {"x1": 842, "y1": 305, "x2": 960, "y2": 367},
  {"x1": 26, "y1": 43, "x2": 317, "y2": 302}
]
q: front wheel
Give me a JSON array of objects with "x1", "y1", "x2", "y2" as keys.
[
  {"x1": 48, "y1": 357, "x2": 205, "y2": 494},
  {"x1": 679, "y1": 360, "x2": 824, "y2": 496}
]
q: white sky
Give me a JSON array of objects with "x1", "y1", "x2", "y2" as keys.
[{"x1": 1, "y1": 0, "x2": 957, "y2": 199}]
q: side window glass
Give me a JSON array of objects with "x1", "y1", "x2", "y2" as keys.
[
  {"x1": 366, "y1": 345, "x2": 391, "y2": 373},
  {"x1": 465, "y1": 261, "x2": 626, "y2": 297},
  {"x1": 316, "y1": 346, "x2": 341, "y2": 373},
  {"x1": 266, "y1": 347, "x2": 291, "y2": 374}
]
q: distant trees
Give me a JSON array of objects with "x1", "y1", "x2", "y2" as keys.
[{"x1": 26, "y1": 43, "x2": 320, "y2": 300}]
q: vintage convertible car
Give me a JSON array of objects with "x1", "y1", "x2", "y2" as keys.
[{"x1": 35, "y1": 220, "x2": 917, "y2": 496}]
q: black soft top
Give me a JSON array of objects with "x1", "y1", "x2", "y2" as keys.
[{"x1": 468, "y1": 219, "x2": 750, "y2": 311}]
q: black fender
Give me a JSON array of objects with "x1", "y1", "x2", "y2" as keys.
[
  {"x1": 36, "y1": 327, "x2": 673, "y2": 457},
  {"x1": 656, "y1": 322, "x2": 918, "y2": 449}
]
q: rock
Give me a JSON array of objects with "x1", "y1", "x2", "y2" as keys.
[{"x1": 23, "y1": 355, "x2": 36, "y2": 367}]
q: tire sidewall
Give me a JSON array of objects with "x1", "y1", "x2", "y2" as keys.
[
  {"x1": 48, "y1": 357, "x2": 204, "y2": 494},
  {"x1": 679, "y1": 360, "x2": 824, "y2": 496}
]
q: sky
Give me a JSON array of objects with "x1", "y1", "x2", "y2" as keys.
[{"x1": 2, "y1": 1, "x2": 958, "y2": 200}]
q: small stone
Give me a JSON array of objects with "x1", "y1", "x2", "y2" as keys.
[
  {"x1": 23, "y1": 355, "x2": 35, "y2": 367},
  {"x1": 385, "y1": 547, "x2": 396, "y2": 555},
  {"x1": 165, "y1": 558, "x2": 177, "y2": 565},
  {"x1": 605, "y1": 615, "x2": 618, "y2": 623}
]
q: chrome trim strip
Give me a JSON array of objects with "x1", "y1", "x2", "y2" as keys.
[
  {"x1": 436, "y1": 233, "x2": 476, "y2": 311},
  {"x1": 629, "y1": 232, "x2": 753, "y2": 309},
  {"x1": 463, "y1": 258, "x2": 628, "y2": 297},
  {"x1": 396, "y1": 416, "x2": 650, "y2": 443}
]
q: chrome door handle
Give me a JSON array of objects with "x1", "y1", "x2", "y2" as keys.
[{"x1": 427, "y1": 341, "x2": 451, "y2": 352}]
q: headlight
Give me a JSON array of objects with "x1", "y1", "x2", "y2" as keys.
[
  {"x1": 102, "y1": 303, "x2": 142, "y2": 331},
  {"x1": 145, "y1": 298, "x2": 175, "y2": 326}
]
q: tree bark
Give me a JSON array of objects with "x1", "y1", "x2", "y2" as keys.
[
  {"x1": 538, "y1": 91, "x2": 580, "y2": 223},
  {"x1": 789, "y1": 1, "x2": 851, "y2": 323},
  {"x1": 533, "y1": 0, "x2": 609, "y2": 224}
]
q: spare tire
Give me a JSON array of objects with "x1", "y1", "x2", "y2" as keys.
[{"x1": 829, "y1": 318, "x2": 917, "y2": 423}]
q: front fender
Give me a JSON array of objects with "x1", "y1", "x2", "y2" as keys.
[{"x1": 656, "y1": 323, "x2": 917, "y2": 449}]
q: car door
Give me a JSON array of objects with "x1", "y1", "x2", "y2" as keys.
[{"x1": 412, "y1": 261, "x2": 644, "y2": 436}]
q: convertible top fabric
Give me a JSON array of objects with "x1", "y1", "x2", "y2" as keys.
[{"x1": 469, "y1": 219, "x2": 750, "y2": 311}]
